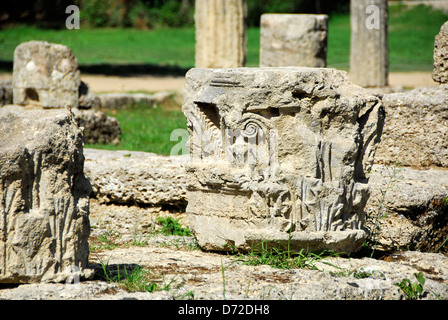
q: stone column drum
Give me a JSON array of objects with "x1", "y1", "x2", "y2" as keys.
[
  {"x1": 194, "y1": 0, "x2": 247, "y2": 68},
  {"x1": 260, "y1": 14, "x2": 328, "y2": 68},
  {"x1": 350, "y1": 0, "x2": 388, "y2": 87},
  {"x1": 182, "y1": 67, "x2": 385, "y2": 253},
  {"x1": 13, "y1": 41, "x2": 80, "y2": 109}
]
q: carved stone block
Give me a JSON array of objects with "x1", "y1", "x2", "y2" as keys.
[{"x1": 182, "y1": 67, "x2": 385, "y2": 253}]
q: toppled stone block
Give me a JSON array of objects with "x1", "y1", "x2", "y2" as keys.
[
  {"x1": 374, "y1": 86, "x2": 448, "y2": 168},
  {"x1": 182, "y1": 67, "x2": 385, "y2": 253},
  {"x1": 0, "y1": 105, "x2": 92, "y2": 283},
  {"x1": 433, "y1": 21, "x2": 448, "y2": 84},
  {"x1": 83, "y1": 149, "x2": 188, "y2": 208},
  {"x1": 12, "y1": 41, "x2": 80, "y2": 108},
  {"x1": 260, "y1": 14, "x2": 328, "y2": 68},
  {"x1": 72, "y1": 108, "x2": 121, "y2": 145}
]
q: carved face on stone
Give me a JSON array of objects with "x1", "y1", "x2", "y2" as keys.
[{"x1": 182, "y1": 67, "x2": 385, "y2": 253}]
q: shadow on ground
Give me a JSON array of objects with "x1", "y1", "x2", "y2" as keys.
[{"x1": 0, "y1": 60, "x2": 192, "y2": 77}]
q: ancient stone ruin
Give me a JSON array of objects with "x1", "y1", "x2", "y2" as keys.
[
  {"x1": 7, "y1": 40, "x2": 121, "y2": 145},
  {"x1": 433, "y1": 20, "x2": 448, "y2": 84},
  {"x1": 260, "y1": 14, "x2": 328, "y2": 68},
  {"x1": 13, "y1": 41, "x2": 80, "y2": 109},
  {"x1": 350, "y1": 0, "x2": 389, "y2": 87},
  {"x1": 0, "y1": 106, "x2": 93, "y2": 283},
  {"x1": 182, "y1": 67, "x2": 385, "y2": 253},
  {"x1": 194, "y1": 0, "x2": 247, "y2": 68}
]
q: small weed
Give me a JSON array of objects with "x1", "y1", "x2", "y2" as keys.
[
  {"x1": 156, "y1": 217, "x2": 192, "y2": 236},
  {"x1": 236, "y1": 241, "x2": 336, "y2": 270},
  {"x1": 90, "y1": 231, "x2": 119, "y2": 252},
  {"x1": 331, "y1": 267, "x2": 385, "y2": 279},
  {"x1": 97, "y1": 258, "x2": 160, "y2": 293},
  {"x1": 395, "y1": 272, "x2": 426, "y2": 300},
  {"x1": 364, "y1": 165, "x2": 403, "y2": 257},
  {"x1": 115, "y1": 265, "x2": 159, "y2": 293}
]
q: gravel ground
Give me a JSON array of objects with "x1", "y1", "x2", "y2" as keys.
[{"x1": 1, "y1": 199, "x2": 447, "y2": 301}]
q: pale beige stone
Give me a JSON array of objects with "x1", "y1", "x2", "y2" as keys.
[
  {"x1": 0, "y1": 105, "x2": 92, "y2": 283},
  {"x1": 374, "y1": 86, "x2": 448, "y2": 168},
  {"x1": 12, "y1": 41, "x2": 80, "y2": 108},
  {"x1": 194, "y1": 0, "x2": 247, "y2": 68},
  {"x1": 182, "y1": 67, "x2": 385, "y2": 253},
  {"x1": 260, "y1": 14, "x2": 328, "y2": 68}
]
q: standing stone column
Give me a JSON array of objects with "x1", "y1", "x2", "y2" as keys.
[
  {"x1": 260, "y1": 14, "x2": 328, "y2": 68},
  {"x1": 350, "y1": 0, "x2": 388, "y2": 87},
  {"x1": 195, "y1": 0, "x2": 247, "y2": 68}
]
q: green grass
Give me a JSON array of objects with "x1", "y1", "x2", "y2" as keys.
[
  {"x1": 1, "y1": 4, "x2": 447, "y2": 73},
  {"x1": 0, "y1": 26, "x2": 196, "y2": 69},
  {"x1": 85, "y1": 100, "x2": 187, "y2": 155}
]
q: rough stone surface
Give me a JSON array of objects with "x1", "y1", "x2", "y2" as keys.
[
  {"x1": 1, "y1": 198, "x2": 447, "y2": 300},
  {"x1": 12, "y1": 41, "x2": 80, "y2": 108},
  {"x1": 182, "y1": 67, "x2": 385, "y2": 253},
  {"x1": 374, "y1": 86, "x2": 448, "y2": 168},
  {"x1": 83, "y1": 149, "x2": 188, "y2": 208},
  {"x1": 0, "y1": 80, "x2": 13, "y2": 106},
  {"x1": 1, "y1": 242, "x2": 447, "y2": 300},
  {"x1": 72, "y1": 108, "x2": 121, "y2": 145},
  {"x1": 87, "y1": 146, "x2": 448, "y2": 254},
  {"x1": 195, "y1": 0, "x2": 247, "y2": 68},
  {"x1": 350, "y1": 0, "x2": 389, "y2": 87},
  {"x1": 260, "y1": 14, "x2": 328, "y2": 68},
  {"x1": 366, "y1": 164, "x2": 448, "y2": 253},
  {"x1": 0, "y1": 105, "x2": 92, "y2": 283},
  {"x1": 433, "y1": 21, "x2": 448, "y2": 84}
]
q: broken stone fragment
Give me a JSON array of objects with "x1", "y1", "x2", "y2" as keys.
[
  {"x1": 0, "y1": 105, "x2": 93, "y2": 283},
  {"x1": 182, "y1": 67, "x2": 385, "y2": 253},
  {"x1": 433, "y1": 21, "x2": 448, "y2": 84},
  {"x1": 12, "y1": 41, "x2": 80, "y2": 109}
]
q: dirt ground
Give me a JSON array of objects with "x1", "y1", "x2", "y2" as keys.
[{"x1": 0, "y1": 71, "x2": 438, "y2": 93}]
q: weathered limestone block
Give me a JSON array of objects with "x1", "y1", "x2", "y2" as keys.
[
  {"x1": 260, "y1": 14, "x2": 328, "y2": 68},
  {"x1": 350, "y1": 0, "x2": 389, "y2": 87},
  {"x1": 194, "y1": 0, "x2": 247, "y2": 68},
  {"x1": 366, "y1": 164, "x2": 448, "y2": 253},
  {"x1": 374, "y1": 86, "x2": 448, "y2": 168},
  {"x1": 83, "y1": 149, "x2": 188, "y2": 208},
  {"x1": 0, "y1": 105, "x2": 92, "y2": 283},
  {"x1": 433, "y1": 21, "x2": 448, "y2": 84},
  {"x1": 13, "y1": 41, "x2": 80, "y2": 108},
  {"x1": 182, "y1": 67, "x2": 385, "y2": 253},
  {"x1": 72, "y1": 108, "x2": 122, "y2": 145}
]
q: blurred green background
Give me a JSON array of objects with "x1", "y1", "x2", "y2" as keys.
[{"x1": 1, "y1": 0, "x2": 447, "y2": 73}]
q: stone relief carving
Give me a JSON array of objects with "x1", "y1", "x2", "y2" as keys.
[{"x1": 182, "y1": 67, "x2": 385, "y2": 253}]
